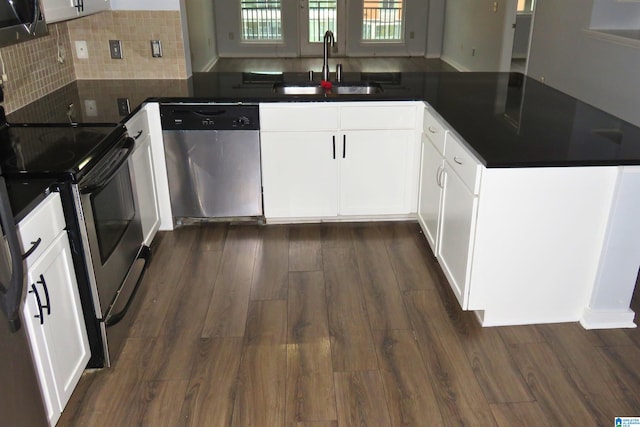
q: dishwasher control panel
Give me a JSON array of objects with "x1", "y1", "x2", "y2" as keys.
[{"x1": 159, "y1": 104, "x2": 260, "y2": 131}]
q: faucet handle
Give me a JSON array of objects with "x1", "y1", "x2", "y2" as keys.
[{"x1": 336, "y1": 64, "x2": 343, "y2": 83}]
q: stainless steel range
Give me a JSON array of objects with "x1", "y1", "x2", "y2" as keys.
[{"x1": 0, "y1": 123, "x2": 150, "y2": 367}]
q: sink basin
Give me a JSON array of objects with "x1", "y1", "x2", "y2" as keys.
[{"x1": 273, "y1": 82, "x2": 383, "y2": 96}]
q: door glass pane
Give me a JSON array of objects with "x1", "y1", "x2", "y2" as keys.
[
  {"x1": 362, "y1": 0, "x2": 404, "y2": 41},
  {"x1": 241, "y1": 0, "x2": 282, "y2": 41},
  {"x1": 308, "y1": 0, "x2": 337, "y2": 42}
]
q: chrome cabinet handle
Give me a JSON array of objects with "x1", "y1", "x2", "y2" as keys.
[
  {"x1": 436, "y1": 165, "x2": 445, "y2": 188},
  {"x1": 342, "y1": 135, "x2": 346, "y2": 159},
  {"x1": 22, "y1": 237, "x2": 42, "y2": 259},
  {"x1": 454, "y1": 157, "x2": 463, "y2": 165},
  {"x1": 428, "y1": 126, "x2": 438, "y2": 134}
]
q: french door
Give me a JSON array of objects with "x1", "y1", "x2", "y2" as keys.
[{"x1": 299, "y1": 0, "x2": 346, "y2": 56}]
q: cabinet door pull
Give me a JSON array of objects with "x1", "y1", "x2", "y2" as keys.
[
  {"x1": 22, "y1": 237, "x2": 42, "y2": 259},
  {"x1": 428, "y1": 126, "x2": 438, "y2": 134},
  {"x1": 37, "y1": 275, "x2": 51, "y2": 316},
  {"x1": 134, "y1": 130, "x2": 143, "y2": 140},
  {"x1": 342, "y1": 135, "x2": 346, "y2": 159},
  {"x1": 332, "y1": 136, "x2": 336, "y2": 159},
  {"x1": 28, "y1": 284, "x2": 44, "y2": 325},
  {"x1": 454, "y1": 157, "x2": 464, "y2": 165}
]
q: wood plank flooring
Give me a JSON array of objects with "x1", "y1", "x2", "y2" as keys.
[{"x1": 58, "y1": 221, "x2": 640, "y2": 427}]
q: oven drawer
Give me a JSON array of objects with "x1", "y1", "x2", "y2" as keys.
[{"x1": 18, "y1": 192, "x2": 66, "y2": 268}]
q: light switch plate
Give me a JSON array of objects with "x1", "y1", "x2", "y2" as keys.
[
  {"x1": 151, "y1": 40, "x2": 162, "y2": 57},
  {"x1": 109, "y1": 40, "x2": 123, "y2": 59}
]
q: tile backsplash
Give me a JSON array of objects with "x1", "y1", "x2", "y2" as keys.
[
  {"x1": 67, "y1": 11, "x2": 188, "y2": 80},
  {"x1": 0, "y1": 10, "x2": 188, "y2": 114},
  {"x1": 0, "y1": 22, "x2": 76, "y2": 114}
]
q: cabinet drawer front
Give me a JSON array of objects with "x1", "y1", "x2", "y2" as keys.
[
  {"x1": 260, "y1": 104, "x2": 339, "y2": 131},
  {"x1": 126, "y1": 107, "x2": 150, "y2": 143},
  {"x1": 18, "y1": 193, "x2": 66, "y2": 267},
  {"x1": 423, "y1": 107, "x2": 447, "y2": 155},
  {"x1": 340, "y1": 105, "x2": 416, "y2": 130},
  {"x1": 445, "y1": 133, "x2": 481, "y2": 195}
]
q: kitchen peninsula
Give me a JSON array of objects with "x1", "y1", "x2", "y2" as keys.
[{"x1": 7, "y1": 71, "x2": 640, "y2": 330}]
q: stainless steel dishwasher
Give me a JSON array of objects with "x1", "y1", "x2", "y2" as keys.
[{"x1": 160, "y1": 104, "x2": 262, "y2": 222}]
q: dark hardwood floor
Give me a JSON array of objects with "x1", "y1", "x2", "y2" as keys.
[{"x1": 58, "y1": 222, "x2": 640, "y2": 426}]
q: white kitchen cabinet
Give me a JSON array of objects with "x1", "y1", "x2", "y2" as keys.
[
  {"x1": 437, "y1": 160, "x2": 479, "y2": 308},
  {"x1": 339, "y1": 130, "x2": 415, "y2": 215},
  {"x1": 43, "y1": 0, "x2": 110, "y2": 23},
  {"x1": 19, "y1": 192, "x2": 90, "y2": 426},
  {"x1": 417, "y1": 103, "x2": 621, "y2": 326},
  {"x1": 259, "y1": 102, "x2": 421, "y2": 221},
  {"x1": 417, "y1": 133, "x2": 444, "y2": 253},
  {"x1": 261, "y1": 131, "x2": 338, "y2": 218},
  {"x1": 127, "y1": 106, "x2": 160, "y2": 246}
]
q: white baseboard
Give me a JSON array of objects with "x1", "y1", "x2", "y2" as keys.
[
  {"x1": 580, "y1": 307, "x2": 637, "y2": 329},
  {"x1": 264, "y1": 213, "x2": 417, "y2": 225}
]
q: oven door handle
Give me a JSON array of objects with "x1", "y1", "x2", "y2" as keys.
[
  {"x1": 79, "y1": 137, "x2": 135, "y2": 194},
  {"x1": 104, "y1": 246, "x2": 150, "y2": 327}
]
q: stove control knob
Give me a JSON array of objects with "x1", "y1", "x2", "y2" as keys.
[{"x1": 236, "y1": 116, "x2": 250, "y2": 127}]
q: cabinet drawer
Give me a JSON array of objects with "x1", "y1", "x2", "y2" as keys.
[
  {"x1": 18, "y1": 192, "x2": 66, "y2": 267},
  {"x1": 340, "y1": 104, "x2": 416, "y2": 130},
  {"x1": 125, "y1": 107, "x2": 150, "y2": 143},
  {"x1": 423, "y1": 107, "x2": 447, "y2": 155},
  {"x1": 260, "y1": 104, "x2": 338, "y2": 131},
  {"x1": 445, "y1": 133, "x2": 482, "y2": 195}
]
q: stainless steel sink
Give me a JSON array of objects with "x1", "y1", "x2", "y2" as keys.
[
  {"x1": 273, "y1": 82, "x2": 383, "y2": 96},
  {"x1": 333, "y1": 82, "x2": 383, "y2": 95}
]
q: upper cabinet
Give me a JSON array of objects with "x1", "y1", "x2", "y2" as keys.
[{"x1": 43, "y1": 0, "x2": 110, "y2": 23}]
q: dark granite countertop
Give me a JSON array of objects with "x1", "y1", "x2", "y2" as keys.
[
  {"x1": 7, "y1": 71, "x2": 640, "y2": 168},
  {"x1": 5, "y1": 178, "x2": 57, "y2": 223}
]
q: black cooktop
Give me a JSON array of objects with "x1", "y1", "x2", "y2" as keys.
[{"x1": 0, "y1": 124, "x2": 125, "y2": 180}]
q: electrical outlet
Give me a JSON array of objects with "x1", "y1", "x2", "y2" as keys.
[
  {"x1": 75, "y1": 40, "x2": 89, "y2": 59},
  {"x1": 151, "y1": 40, "x2": 162, "y2": 58},
  {"x1": 84, "y1": 99, "x2": 98, "y2": 117},
  {"x1": 109, "y1": 40, "x2": 123, "y2": 59},
  {"x1": 472, "y1": 48, "x2": 476, "y2": 56},
  {"x1": 228, "y1": 32, "x2": 234, "y2": 40},
  {"x1": 409, "y1": 31, "x2": 415, "y2": 39},
  {"x1": 117, "y1": 98, "x2": 130, "y2": 116},
  {"x1": 493, "y1": 1, "x2": 498, "y2": 12}
]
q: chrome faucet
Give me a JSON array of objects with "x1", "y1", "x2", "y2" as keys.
[{"x1": 322, "y1": 30, "x2": 335, "y2": 82}]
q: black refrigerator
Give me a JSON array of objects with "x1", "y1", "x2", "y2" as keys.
[{"x1": 0, "y1": 101, "x2": 48, "y2": 424}]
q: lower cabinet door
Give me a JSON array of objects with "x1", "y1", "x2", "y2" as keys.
[
  {"x1": 131, "y1": 133, "x2": 160, "y2": 245},
  {"x1": 23, "y1": 232, "x2": 90, "y2": 426},
  {"x1": 261, "y1": 131, "x2": 339, "y2": 218},
  {"x1": 339, "y1": 130, "x2": 414, "y2": 215},
  {"x1": 437, "y1": 163, "x2": 479, "y2": 309},
  {"x1": 418, "y1": 134, "x2": 444, "y2": 252}
]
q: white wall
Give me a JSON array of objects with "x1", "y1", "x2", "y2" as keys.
[
  {"x1": 441, "y1": 0, "x2": 515, "y2": 71},
  {"x1": 590, "y1": 0, "x2": 640, "y2": 29},
  {"x1": 185, "y1": 0, "x2": 219, "y2": 71},
  {"x1": 110, "y1": 0, "x2": 180, "y2": 10},
  {"x1": 213, "y1": 0, "x2": 439, "y2": 58},
  {"x1": 527, "y1": 0, "x2": 640, "y2": 127},
  {"x1": 512, "y1": 13, "x2": 532, "y2": 58}
]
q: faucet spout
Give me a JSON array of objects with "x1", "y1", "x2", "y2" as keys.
[{"x1": 322, "y1": 30, "x2": 335, "y2": 82}]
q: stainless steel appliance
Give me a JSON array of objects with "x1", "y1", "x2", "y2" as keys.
[
  {"x1": 1, "y1": 123, "x2": 150, "y2": 368},
  {"x1": 0, "y1": 0, "x2": 47, "y2": 48},
  {"x1": 0, "y1": 100, "x2": 49, "y2": 425},
  {"x1": 160, "y1": 104, "x2": 262, "y2": 222}
]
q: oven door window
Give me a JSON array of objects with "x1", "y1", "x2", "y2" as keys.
[{"x1": 90, "y1": 162, "x2": 136, "y2": 264}]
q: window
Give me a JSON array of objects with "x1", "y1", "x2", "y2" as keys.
[
  {"x1": 362, "y1": 0, "x2": 404, "y2": 41},
  {"x1": 241, "y1": 0, "x2": 282, "y2": 41},
  {"x1": 308, "y1": 0, "x2": 337, "y2": 43},
  {"x1": 517, "y1": 0, "x2": 535, "y2": 13}
]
